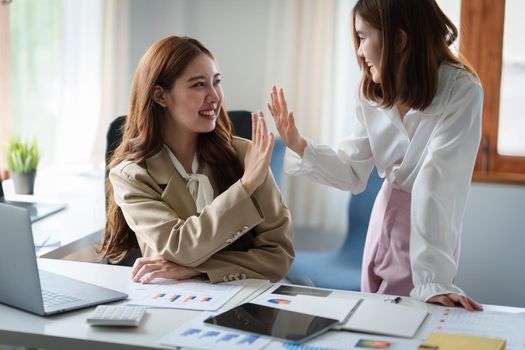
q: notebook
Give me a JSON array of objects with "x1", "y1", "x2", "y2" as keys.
[
  {"x1": 418, "y1": 332, "x2": 506, "y2": 350},
  {"x1": 0, "y1": 177, "x2": 65, "y2": 223},
  {"x1": 0, "y1": 203, "x2": 127, "y2": 316},
  {"x1": 341, "y1": 299, "x2": 429, "y2": 338}
]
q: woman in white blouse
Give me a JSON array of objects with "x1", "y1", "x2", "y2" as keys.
[{"x1": 269, "y1": 0, "x2": 483, "y2": 310}]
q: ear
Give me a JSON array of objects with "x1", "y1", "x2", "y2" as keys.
[
  {"x1": 396, "y1": 29, "x2": 408, "y2": 53},
  {"x1": 152, "y1": 85, "x2": 167, "y2": 107}
]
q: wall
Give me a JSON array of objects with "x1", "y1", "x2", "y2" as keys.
[
  {"x1": 457, "y1": 183, "x2": 525, "y2": 307},
  {"x1": 127, "y1": 0, "x2": 273, "y2": 114}
]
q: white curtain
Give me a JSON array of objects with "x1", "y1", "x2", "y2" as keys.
[
  {"x1": 265, "y1": 0, "x2": 359, "y2": 234},
  {"x1": 54, "y1": 0, "x2": 104, "y2": 166},
  {"x1": 91, "y1": 0, "x2": 130, "y2": 165}
]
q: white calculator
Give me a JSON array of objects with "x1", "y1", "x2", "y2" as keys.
[{"x1": 87, "y1": 305, "x2": 146, "y2": 327}]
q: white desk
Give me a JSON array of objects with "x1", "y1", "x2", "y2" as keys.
[
  {"x1": 3, "y1": 167, "x2": 106, "y2": 259},
  {"x1": 1, "y1": 259, "x2": 524, "y2": 350}
]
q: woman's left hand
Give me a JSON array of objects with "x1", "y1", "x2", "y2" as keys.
[
  {"x1": 131, "y1": 256, "x2": 201, "y2": 284},
  {"x1": 427, "y1": 293, "x2": 483, "y2": 311}
]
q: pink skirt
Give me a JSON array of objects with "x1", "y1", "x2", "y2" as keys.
[{"x1": 361, "y1": 181, "x2": 460, "y2": 296}]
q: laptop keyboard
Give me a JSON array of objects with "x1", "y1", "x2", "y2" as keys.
[{"x1": 42, "y1": 290, "x2": 82, "y2": 307}]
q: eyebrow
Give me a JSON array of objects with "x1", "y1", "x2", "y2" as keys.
[{"x1": 187, "y1": 73, "x2": 221, "y2": 82}]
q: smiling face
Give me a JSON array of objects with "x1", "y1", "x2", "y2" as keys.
[
  {"x1": 161, "y1": 53, "x2": 223, "y2": 135},
  {"x1": 355, "y1": 14, "x2": 382, "y2": 84}
]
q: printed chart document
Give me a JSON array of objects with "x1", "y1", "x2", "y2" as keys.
[
  {"x1": 159, "y1": 312, "x2": 271, "y2": 350},
  {"x1": 421, "y1": 307, "x2": 525, "y2": 350},
  {"x1": 265, "y1": 331, "x2": 420, "y2": 350},
  {"x1": 250, "y1": 285, "x2": 360, "y2": 322},
  {"x1": 126, "y1": 278, "x2": 246, "y2": 311},
  {"x1": 252, "y1": 284, "x2": 428, "y2": 338}
]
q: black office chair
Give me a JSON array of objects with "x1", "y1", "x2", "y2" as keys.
[{"x1": 103, "y1": 110, "x2": 266, "y2": 266}]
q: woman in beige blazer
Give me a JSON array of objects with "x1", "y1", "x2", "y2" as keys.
[{"x1": 99, "y1": 36, "x2": 294, "y2": 284}]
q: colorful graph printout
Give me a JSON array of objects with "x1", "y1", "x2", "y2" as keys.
[
  {"x1": 268, "y1": 299, "x2": 291, "y2": 305},
  {"x1": 159, "y1": 313, "x2": 271, "y2": 350},
  {"x1": 127, "y1": 279, "x2": 244, "y2": 311}
]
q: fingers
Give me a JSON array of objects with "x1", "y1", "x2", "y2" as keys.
[
  {"x1": 266, "y1": 132, "x2": 275, "y2": 156},
  {"x1": 448, "y1": 294, "x2": 483, "y2": 311},
  {"x1": 468, "y1": 296, "x2": 483, "y2": 311},
  {"x1": 271, "y1": 86, "x2": 281, "y2": 116},
  {"x1": 131, "y1": 256, "x2": 159, "y2": 280},
  {"x1": 133, "y1": 262, "x2": 161, "y2": 283},
  {"x1": 140, "y1": 269, "x2": 168, "y2": 284},
  {"x1": 278, "y1": 88, "x2": 289, "y2": 120},
  {"x1": 252, "y1": 111, "x2": 270, "y2": 148},
  {"x1": 428, "y1": 295, "x2": 455, "y2": 307},
  {"x1": 259, "y1": 111, "x2": 268, "y2": 147},
  {"x1": 251, "y1": 112, "x2": 257, "y2": 142},
  {"x1": 267, "y1": 102, "x2": 275, "y2": 117},
  {"x1": 428, "y1": 294, "x2": 483, "y2": 312}
]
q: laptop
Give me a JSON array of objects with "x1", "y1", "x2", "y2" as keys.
[
  {"x1": 0, "y1": 177, "x2": 66, "y2": 223},
  {"x1": 0, "y1": 203, "x2": 128, "y2": 316}
]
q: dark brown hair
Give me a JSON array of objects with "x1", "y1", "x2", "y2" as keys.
[
  {"x1": 352, "y1": 0, "x2": 478, "y2": 110},
  {"x1": 99, "y1": 36, "x2": 242, "y2": 263}
]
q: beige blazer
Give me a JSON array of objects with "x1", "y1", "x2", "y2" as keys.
[{"x1": 109, "y1": 137, "x2": 294, "y2": 283}]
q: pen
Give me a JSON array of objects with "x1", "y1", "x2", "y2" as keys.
[{"x1": 384, "y1": 296, "x2": 402, "y2": 304}]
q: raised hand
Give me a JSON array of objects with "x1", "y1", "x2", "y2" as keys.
[
  {"x1": 131, "y1": 256, "x2": 201, "y2": 284},
  {"x1": 427, "y1": 293, "x2": 483, "y2": 311},
  {"x1": 240, "y1": 111, "x2": 275, "y2": 195},
  {"x1": 267, "y1": 85, "x2": 307, "y2": 157}
]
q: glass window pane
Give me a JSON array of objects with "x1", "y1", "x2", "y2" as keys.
[{"x1": 498, "y1": 0, "x2": 525, "y2": 157}]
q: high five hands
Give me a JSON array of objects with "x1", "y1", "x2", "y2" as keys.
[
  {"x1": 240, "y1": 111, "x2": 275, "y2": 195},
  {"x1": 267, "y1": 86, "x2": 307, "y2": 157}
]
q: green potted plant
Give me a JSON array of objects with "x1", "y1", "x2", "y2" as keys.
[{"x1": 6, "y1": 137, "x2": 41, "y2": 194}]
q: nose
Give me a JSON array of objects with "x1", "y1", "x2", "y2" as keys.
[
  {"x1": 206, "y1": 85, "x2": 220, "y2": 104},
  {"x1": 357, "y1": 42, "x2": 364, "y2": 58}
]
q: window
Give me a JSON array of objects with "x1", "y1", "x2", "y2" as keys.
[
  {"x1": 461, "y1": 0, "x2": 525, "y2": 184},
  {"x1": 0, "y1": 2, "x2": 10, "y2": 161}
]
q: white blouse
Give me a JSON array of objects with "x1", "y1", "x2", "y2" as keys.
[{"x1": 285, "y1": 63, "x2": 483, "y2": 301}]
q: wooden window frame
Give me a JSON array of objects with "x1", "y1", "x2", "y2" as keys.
[{"x1": 461, "y1": 0, "x2": 525, "y2": 185}]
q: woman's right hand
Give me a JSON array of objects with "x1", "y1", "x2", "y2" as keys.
[
  {"x1": 267, "y1": 85, "x2": 307, "y2": 157},
  {"x1": 427, "y1": 293, "x2": 483, "y2": 311},
  {"x1": 240, "y1": 111, "x2": 275, "y2": 195},
  {"x1": 131, "y1": 256, "x2": 201, "y2": 284}
]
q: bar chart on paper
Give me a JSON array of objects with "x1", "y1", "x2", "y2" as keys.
[{"x1": 127, "y1": 279, "x2": 245, "y2": 311}]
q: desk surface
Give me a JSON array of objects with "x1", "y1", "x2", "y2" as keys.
[
  {"x1": 1, "y1": 259, "x2": 523, "y2": 350},
  {"x1": 3, "y1": 167, "x2": 105, "y2": 259},
  {"x1": 0, "y1": 259, "x2": 269, "y2": 350}
]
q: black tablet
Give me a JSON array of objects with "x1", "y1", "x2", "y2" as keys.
[{"x1": 204, "y1": 302, "x2": 338, "y2": 343}]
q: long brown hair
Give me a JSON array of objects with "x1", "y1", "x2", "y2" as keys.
[
  {"x1": 99, "y1": 36, "x2": 243, "y2": 263},
  {"x1": 352, "y1": 0, "x2": 478, "y2": 110}
]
